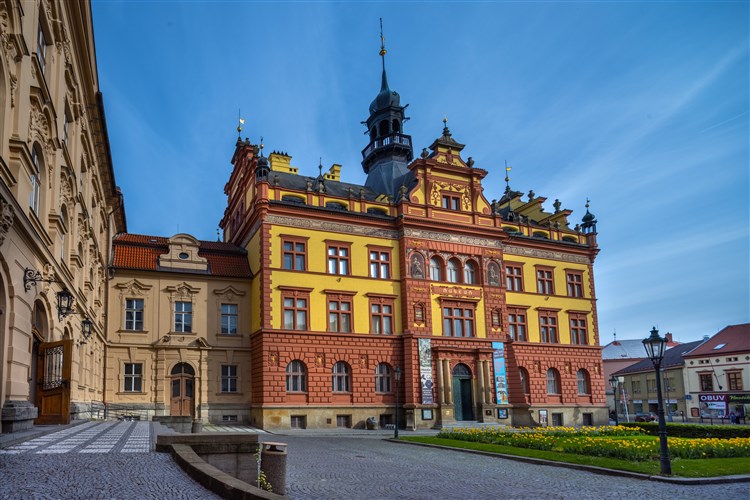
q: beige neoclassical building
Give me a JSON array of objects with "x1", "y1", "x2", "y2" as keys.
[
  {"x1": 0, "y1": 0, "x2": 125, "y2": 432},
  {"x1": 105, "y1": 233, "x2": 253, "y2": 424}
]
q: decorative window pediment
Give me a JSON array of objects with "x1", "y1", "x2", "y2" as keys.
[
  {"x1": 165, "y1": 282, "x2": 201, "y2": 301},
  {"x1": 115, "y1": 279, "x2": 153, "y2": 297},
  {"x1": 213, "y1": 285, "x2": 246, "y2": 303}
]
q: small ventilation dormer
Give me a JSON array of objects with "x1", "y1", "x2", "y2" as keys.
[{"x1": 159, "y1": 234, "x2": 208, "y2": 272}]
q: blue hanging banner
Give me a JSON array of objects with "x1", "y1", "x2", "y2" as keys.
[{"x1": 492, "y1": 341, "x2": 508, "y2": 405}]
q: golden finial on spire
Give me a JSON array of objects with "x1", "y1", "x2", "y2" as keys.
[
  {"x1": 379, "y1": 18, "x2": 387, "y2": 57},
  {"x1": 259, "y1": 136, "x2": 264, "y2": 153},
  {"x1": 237, "y1": 109, "x2": 245, "y2": 137}
]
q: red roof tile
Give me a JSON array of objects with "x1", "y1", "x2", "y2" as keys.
[
  {"x1": 684, "y1": 324, "x2": 750, "y2": 357},
  {"x1": 112, "y1": 233, "x2": 252, "y2": 278}
]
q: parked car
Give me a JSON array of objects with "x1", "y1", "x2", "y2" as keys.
[{"x1": 635, "y1": 412, "x2": 657, "y2": 422}]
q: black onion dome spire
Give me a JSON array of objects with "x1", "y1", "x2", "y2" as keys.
[{"x1": 361, "y1": 18, "x2": 414, "y2": 198}]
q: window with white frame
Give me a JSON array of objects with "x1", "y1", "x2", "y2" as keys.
[
  {"x1": 174, "y1": 301, "x2": 192, "y2": 333},
  {"x1": 124, "y1": 299, "x2": 144, "y2": 331},
  {"x1": 220, "y1": 365, "x2": 238, "y2": 393},
  {"x1": 37, "y1": 22, "x2": 47, "y2": 75},
  {"x1": 124, "y1": 363, "x2": 142, "y2": 392},
  {"x1": 221, "y1": 303, "x2": 238, "y2": 334}
]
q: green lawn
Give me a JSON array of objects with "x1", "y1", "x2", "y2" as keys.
[{"x1": 400, "y1": 436, "x2": 750, "y2": 478}]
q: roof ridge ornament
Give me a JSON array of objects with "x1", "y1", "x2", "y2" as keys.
[{"x1": 379, "y1": 18, "x2": 388, "y2": 91}]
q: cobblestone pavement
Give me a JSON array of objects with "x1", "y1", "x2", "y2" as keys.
[
  {"x1": 279, "y1": 436, "x2": 750, "y2": 500},
  {"x1": 0, "y1": 421, "x2": 218, "y2": 499}
]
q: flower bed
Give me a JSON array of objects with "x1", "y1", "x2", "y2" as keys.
[{"x1": 437, "y1": 426, "x2": 750, "y2": 461}]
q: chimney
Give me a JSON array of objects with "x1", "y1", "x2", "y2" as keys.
[{"x1": 665, "y1": 332, "x2": 672, "y2": 343}]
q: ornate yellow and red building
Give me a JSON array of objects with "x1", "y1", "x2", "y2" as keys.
[{"x1": 218, "y1": 49, "x2": 607, "y2": 430}]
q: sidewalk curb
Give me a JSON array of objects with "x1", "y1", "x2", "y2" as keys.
[{"x1": 387, "y1": 439, "x2": 750, "y2": 485}]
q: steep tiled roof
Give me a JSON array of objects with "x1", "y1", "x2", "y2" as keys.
[
  {"x1": 684, "y1": 324, "x2": 750, "y2": 357},
  {"x1": 112, "y1": 233, "x2": 252, "y2": 278},
  {"x1": 613, "y1": 340, "x2": 706, "y2": 376}
]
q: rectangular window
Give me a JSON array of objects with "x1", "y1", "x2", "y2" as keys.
[
  {"x1": 328, "y1": 298, "x2": 352, "y2": 333},
  {"x1": 291, "y1": 415, "x2": 307, "y2": 429},
  {"x1": 631, "y1": 380, "x2": 641, "y2": 394},
  {"x1": 490, "y1": 309, "x2": 501, "y2": 328},
  {"x1": 508, "y1": 309, "x2": 527, "y2": 341},
  {"x1": 646, "y1": 379, "x2": 656, "y2": 393},
  {"x1": 699, "y1": 374, "x2": 713, "y2": 391},
  {"x1": 551, "y1": 413, "x2": 564, "y2": 426},
  {"x1": 124, "y1": 363, "x2": 142, "y2": 392},
  {"x1": 30, "y1": 149, "x2": 41, "y2": 215},
  {"x1": 539, "y1": 311, "x2": 558, "y2": 343},
  {"x1": 37, "y1": 23, "x2": 46, "y2": 75},
  {"x1": 124, "y1": 299, "x2": 144, "y2": 331},
  {"x1": 441, "y1": 194, "x2": 461, "y2": 210},
  {"x1": 283, "y1": 295, "x2": 308, "y2": 330},
  {"x1": 569, "y1": 313, "x2": 588, "y2": 345},
  {"x1": 442, "y1": 305, "x2": 475, "y2": 337},
  {"x1": 536, "y1": 267, "x2": 555, "y2": 295},
  {"x1": 505, "y1": 264, "x2": 524, "y2": 292},
  {"x1": 336, "y1": 415, "x2": 352, "y2": 428},
  {"x1": 369, "y1": 249, "x2": 391, "y2": 279},
  {"x1": 282, "y1": 238, "x2": 306, "y2": 271},
  {"x1": 221, "y1": 365, "x2": 238, "y2": 393},
  {"x1": 221, "y1": 303, "x2": 238, "y2": 334},
  {"x1": 174, "y1": 301, "x2": 192, "y2": 333},
  {"x1": 728, "y1": 372, "x2": 743, "y2": 391},
  {"x1": 371, "y1": 301, "x2": 394, "y2": 335},
  {"x1": 582, "y1": 413, "x2": 593, "y2": 426},
  {"x1": 566, "y1": 271, "x2": 584, "y2": 297},
  {"x1": 327, "y1": 244, "x2": 350, "y2": 275}
]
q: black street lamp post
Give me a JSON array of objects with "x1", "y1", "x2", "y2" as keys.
[
  {"x1": 609, "y1": 375, "x2": 619, "y2": 425},
  {"x1": 394, "y1": 366, "x2": 402, "y2": 439},
  {"x1": 643, "y1": 327, "x2": 672, "y2": 475}
]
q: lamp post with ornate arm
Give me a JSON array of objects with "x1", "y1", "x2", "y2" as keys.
[
  {"x1": 643, "y1": 327, "x2": 671, "y2": 475},
  {"x1": 609, "y1": 375, "x2": 619, "y2": 425}
]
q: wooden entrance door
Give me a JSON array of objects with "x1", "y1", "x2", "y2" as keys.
[
  {"x1": 170, "y1": 363, "x2": 195, "y2": 417},
  {"x1": 35, "y1": 339, "x2": 72, "y2": 425},
  {"x1": 452, "y1": 363, "x2": 474, "y2": 421}
]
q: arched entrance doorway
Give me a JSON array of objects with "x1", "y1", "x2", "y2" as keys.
[
  {"x1": 170, "y1": 363, "x2": 195, "y2": 417},
  {"x1": 452, "y1": 363, "x2": 474, "y2": 421}
]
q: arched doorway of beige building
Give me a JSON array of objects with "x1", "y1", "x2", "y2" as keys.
[
  {"x1": 170, "y1": 363, "x2": 195, "y2": 417},
  {"x1": 452, "y1": 363, "x2": 474, "y2": 421},
  {"x1": 34, "y1": 301, "x2": 72, "y2": 425}
]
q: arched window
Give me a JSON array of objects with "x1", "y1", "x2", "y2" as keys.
[
  {"x1": 374, "y1": 363, "x2": 392, "y2": 393},
  {"x1": 286, "y1": 360, "x2": 307, "y2": 393},
  {"x1": 577, "y1": 369, "x2": 590, "y2": 395},
  {"x1": 392, "y1": 119, "x2": 400, "y2": 133},
  {"x1": 452, "y1": 363, "x2": 471, "y2": 377},
  {"x1": 378, "y1": 120, "x2": 390, "y2": 136},
  {"x1": 519, "y1": 367, "x2": 530, "y2": 395},
  {"x1": 30, "y1": 146, "x2": 42, "y2": 215},
  {"x1": 464, "y1": 261, "x2": 477, "y2": 284},
  {"x1": 546, "y1": 368, "x2": 561, "y2": 395},
  {"x1": 171, "y1": 363, "x2": 195, "y2": 376},
  {"x1": 430, "y1": 257, "x2": 443, "y2": 281},
  {"x1": 447, "y1": 259, "x2": 461, "y2": 283},
  {"x1": 332, "y1": 361, "x2": 351, "y2": 393}
]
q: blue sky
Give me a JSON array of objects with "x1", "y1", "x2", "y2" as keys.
[{"x1": 91, "y1": 1, "x2": 749, "y2": 343}]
